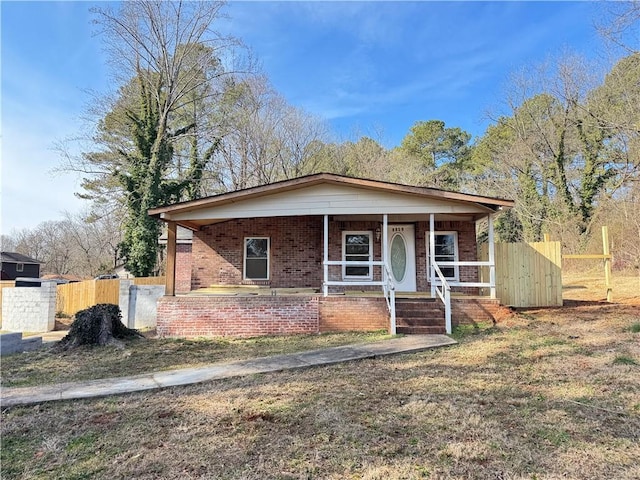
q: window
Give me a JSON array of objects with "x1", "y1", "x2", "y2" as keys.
[
  {"x1": 427, "y1": 232, "x2": 459, "y2": 281},
  {"x1": 244, "y1": 237, "x2": 269, "y2": 280},
  {"x1": 342, "y1": 232, "x2": 372, "y2": 280},
  {"x1": 16, "y1": 263, "x2": 24, "y2": 272}
]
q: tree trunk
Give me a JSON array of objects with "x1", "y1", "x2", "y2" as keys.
[{"x1": 56, "y1": 304, "x2": 143, "y2": 351}]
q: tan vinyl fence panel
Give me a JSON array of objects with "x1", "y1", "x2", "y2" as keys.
[
  {"x1": 56, "y1": 279, "x2": 121, "y2": 316},
  {"x1": 479, "y1": 241, "x2": 562, "y2": 308}
]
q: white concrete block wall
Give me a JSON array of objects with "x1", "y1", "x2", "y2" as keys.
[
  {"x1": 119, "y1": 280, "x2": 134, "y2": 328},
  {"x1": 124, "y1": 284, "x2": 165, "y2": 330},
  {"x1": 2, "y1": 283, "x2": 56, "y2": 333},
  {"x1": 42, "y1": 282, "x2": 56, "y2": 330}
]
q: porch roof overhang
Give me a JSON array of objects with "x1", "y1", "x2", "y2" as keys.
[{"x1": 149, "y1": 173, "x2": 514, "y2": 230}]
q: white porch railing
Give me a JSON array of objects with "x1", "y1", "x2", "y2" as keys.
[
  {"x1": 435, "y1": 261, "x2": 495, "y2": 290},
  {"x1": 432, "y1": 263, "x2": 452, "y2": 334},
  {"x1": 430, "y1": 259, "x2": 498, "y2": 335},
  {"x1": 322, "y1": 260, "x2": 397, "y2": 334},
  {"x1": 383, "y1": 264, "x2": 396, "y2": 335}
]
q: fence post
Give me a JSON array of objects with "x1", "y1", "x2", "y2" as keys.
[{"x1": 602, "y1": 226, "x2": 612, "y2": 302}]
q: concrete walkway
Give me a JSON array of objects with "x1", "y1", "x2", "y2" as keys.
[{"x1": 0, "y1": 335, "x2": 456, "y2": 408}]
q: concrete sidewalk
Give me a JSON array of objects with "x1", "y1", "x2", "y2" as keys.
[{"x1": 0, "y1": 334, "x2": 456, "y2": 408}]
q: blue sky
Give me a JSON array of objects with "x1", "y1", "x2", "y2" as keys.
[{"x1": 1, "y1": 1, "x2": 607, "y2": 232}]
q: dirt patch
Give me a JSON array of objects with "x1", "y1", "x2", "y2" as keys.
[{"x1": 53, "y1": 318, "x2": 72, "y2": 331}]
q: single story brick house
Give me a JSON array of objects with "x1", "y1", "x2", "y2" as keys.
[{"x1": 149, "y1": 173, "x2": 514, "y2": 337}]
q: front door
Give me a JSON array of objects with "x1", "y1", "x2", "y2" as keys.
[{"x1": 387, "y1": 225, "x2": 416, "y2": 292}]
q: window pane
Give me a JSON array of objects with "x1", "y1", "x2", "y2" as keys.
[
  {"x1": 345, "y1": 235, "x2": 369, "y2": 255},
  {"x1": 346, "y1": 234, "x2": 369, "y2": 245},
  {"x1": 246, "y1": 238, "x2": 268, "y2": 258},
  {"x1": 346, "y1": 244, "x2": 370, "y2": 255},
  {"x1": 441, "y1": 267, "x2": 455, "y2": 278},
  {"x1": 246, "y1": 258, "x2": 268, "y2": 279},
  {"x1": 346, "y1": 266, "x2": 370, "y2": 276},
  {"x1": 435, "y1": 235, "x2": 455, "y2": 256}
]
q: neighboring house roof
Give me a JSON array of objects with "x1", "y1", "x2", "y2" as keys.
[
  {"x1": 0, "y1": 252, "x2": 44, "y2": 264},
  {"x1": 149, "y1": 173, "x2": 515, "y2": 230}
]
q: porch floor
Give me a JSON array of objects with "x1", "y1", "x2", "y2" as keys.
[{"x1": 186, "y1": 285, "x2": 492, "y2": 300}]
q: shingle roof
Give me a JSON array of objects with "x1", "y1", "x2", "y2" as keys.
[
  {"x1": 150, "y1": 173, "x2": 515, "y2": 217},
  {"x1": 1, "y1": 252, "x2": 44, "y2": 264},
  {"x1": 148, "y1": 172, "x2": 515, "y2": 230}
]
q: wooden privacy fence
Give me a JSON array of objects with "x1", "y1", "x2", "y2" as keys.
[
  {"x1": 56, "y1": 279, "x2": 121, "y2": 316},
  {"x1": 56, "y1": 277, "x2": 166, "y2": 316},
  {"x1": 479, "y1": 241, "x2": 563, "y2": 308}
]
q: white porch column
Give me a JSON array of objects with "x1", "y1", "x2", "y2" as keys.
[
  {"x1": 382, "y1": 214, "x2": 396, "y2": 334},
  {"x1": 382, "y1": 214, "x2": 388, "y2": 269},
  {"x1": 429, "y1": 213, "x2": 436, "y2": 297},
  {"x1": 488, "y1": 213, "x2": 496, "y2": 299},
  {"x1": 323, "y1": 214, "x2": 329, "y2": 297}
]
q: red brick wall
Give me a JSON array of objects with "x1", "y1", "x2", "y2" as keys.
[
  {"x1": 318, "y1": 296, "x2": 389, "y2": 332},
  {"x1": 452, "y1": 298, "x2": 503, "y2": 325},
  {"x1": 192, "y1": 217, "x2": 323, "y2": 289},
  {"x1": 157, "y1": 295, "x2": 319, "y2": 337},
  {"x1": 175, "y1": 244, "x2": 192, "y2": 294},
  {"x1": 156, "y1": 293, "x2": 504, "y2": 338},
  {"x1": 188, "y1": 217, "x2": 479, "y2": 294}
]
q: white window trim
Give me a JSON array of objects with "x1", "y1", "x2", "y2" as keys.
[
  {"x1": 426, "y1": 231, "x2": 459, "y2": 282},
  {"x1": 16, "y1": 263, "x2": 24, "y2": 272},
  {"x1": 243, "y1": 237, "x2": 270, "y2": 281},
  {"x1": 342, "y1": 231, "x2": 373, "y2": 281}
]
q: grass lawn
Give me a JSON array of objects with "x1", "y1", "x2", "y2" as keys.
[
  {"x1": 2, "y1": 299, "x2": 639, "y2": 479},
  {"x1": 0, "y1": 330, "x2": 392, "y2": 388}
]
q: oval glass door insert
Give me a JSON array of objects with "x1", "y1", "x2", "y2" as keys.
[{"x1": 390, "y1": 234, "x2": 407, "y2": 282}]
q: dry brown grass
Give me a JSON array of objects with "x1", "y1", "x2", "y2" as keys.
[
  {"x1": 0, "y1": 331, "x2": 391, "y2": 388},
  {"x1": 562, "y1": 270, "x2": 640, "y2": 305},
  {"x1": 2, "y1": 300, "x2": 639, "y2": 479}
]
